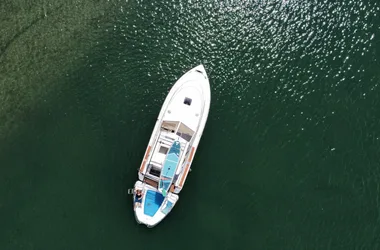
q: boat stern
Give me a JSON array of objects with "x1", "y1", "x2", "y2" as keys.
[{"x1": 133, "y1": 181, "x2": 179, "y2": 228}]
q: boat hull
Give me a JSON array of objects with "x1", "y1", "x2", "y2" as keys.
[{"x1": 132, "y1": 65, "x2": 210, "y2": 227}]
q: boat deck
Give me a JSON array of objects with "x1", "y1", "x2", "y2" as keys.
[
  {"x1": 144, "y1": 190, "x2": 165, "y2": 216},
  {"x1": 143, "y1": 177, "x2": 158, "y2": 188},
  {"x1": 144, "y1": 177, "x2": 175, "y2": 192}
]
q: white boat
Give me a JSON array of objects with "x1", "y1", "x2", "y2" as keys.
[{"x1": 132, "y1": 65, "x2": 211, "y2": 228}]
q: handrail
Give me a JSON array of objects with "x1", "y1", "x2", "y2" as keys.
[
  {"x1": 178, "y1": 147, "x2": 196, "y2": 187},
  {"x1": 139, "y1": 120, "x2": 162, "y2": 173}
]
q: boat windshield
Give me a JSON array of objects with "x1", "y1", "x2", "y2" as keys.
[
  {"x1": 161, "y1": 121, "x2": 194, "y2": 142},
  {"x1": 176, "y1": 122, "x2": 194, "y2": 142},
  {"x1": 161, "y1": 121, "x2": 179, "y2": 132}
]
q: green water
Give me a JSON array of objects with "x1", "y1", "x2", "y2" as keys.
[{"x1": 1, "y1": 0, "x2": 380, "y2": 249}]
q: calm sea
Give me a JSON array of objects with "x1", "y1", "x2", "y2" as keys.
[{"x1": 1, "y1": 0, "x2": 379, "y2": 249}]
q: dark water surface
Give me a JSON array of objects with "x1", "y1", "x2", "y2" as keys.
[{"x1": 1, "y1": 0, "x2": 380, "y2": 249}]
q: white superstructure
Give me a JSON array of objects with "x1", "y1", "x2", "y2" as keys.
[{"x1": 132, "y1": 65, "x2": 211, "y2": 228}]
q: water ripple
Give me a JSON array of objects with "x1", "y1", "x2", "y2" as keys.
[{"x1": 113, "y1": 0, "x2": 378, "y2": 111}]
